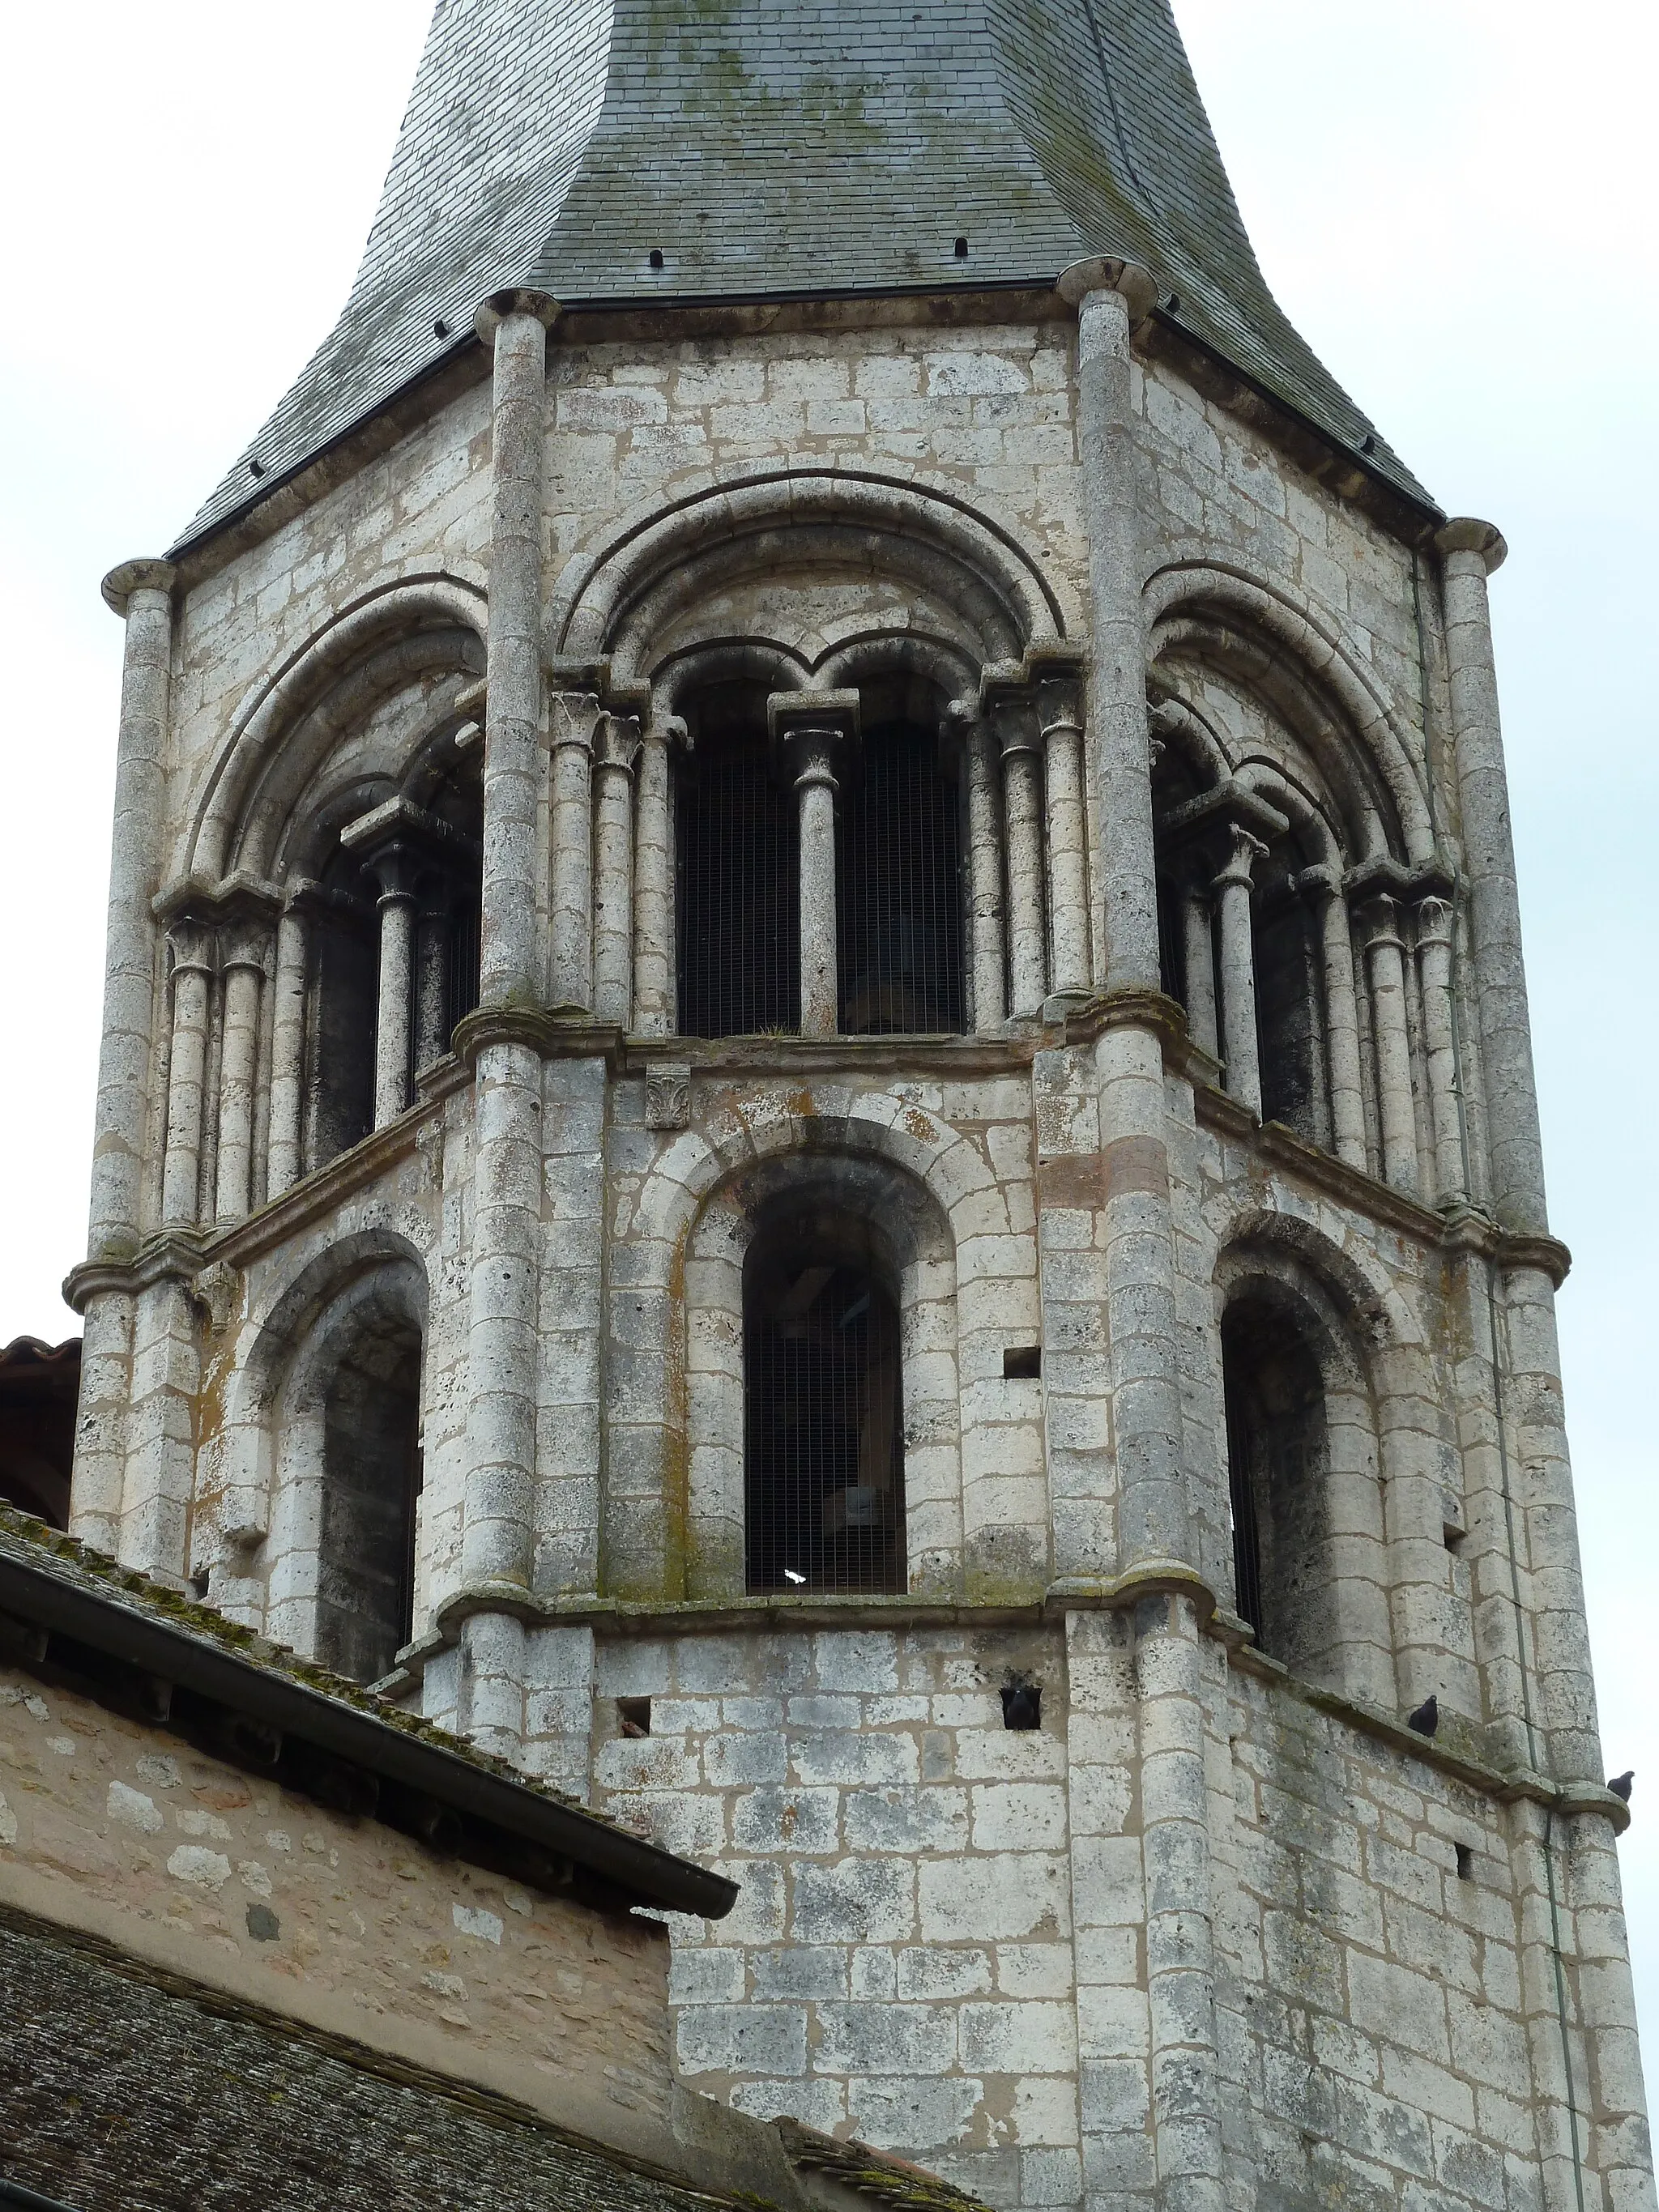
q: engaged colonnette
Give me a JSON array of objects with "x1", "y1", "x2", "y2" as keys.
[{"x1": 63, "y1": 3, "x2": 1649, "y2": 2210}]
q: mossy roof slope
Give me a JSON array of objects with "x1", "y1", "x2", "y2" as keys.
[{"x1": 175, "y1": 0, "x2": 1431, "y2": 552}]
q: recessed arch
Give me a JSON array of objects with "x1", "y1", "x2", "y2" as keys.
[
  {"x1": 550, "y1": 470, "x2": 1074, "y2": 676},
  {"x1": 1145, "y1": 560, "x2": 1435, "y2": 864},
  {"x1": 183, "y1": 575, "x2": 487, "y2": 884}
]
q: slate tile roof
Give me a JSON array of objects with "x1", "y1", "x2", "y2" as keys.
[{"x1": 173, "y1": 0, "x2": 1432, "y2": 556}]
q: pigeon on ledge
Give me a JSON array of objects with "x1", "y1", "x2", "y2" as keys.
[
  {"x1": 1406, "y1": 1695, "x2": 1439, "y2": 1738},
  {"x1": 1609, "y1": 1771, "x2": 1635, "y2": 1803}
]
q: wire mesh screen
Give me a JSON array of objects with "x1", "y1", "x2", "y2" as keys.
[
  {"x1": 838, "y1": 723, "x2": 964, "y2": 1034},
  {"x1": 677, "y1": 731, "x2": 800, "y2": 1038},
  {"x1": 1222, "y1": 1342, "x2": 1265, "y2": 1640},
  {"x1": 446, "y1": 900, "x2": 481, "y2": 1041},
  {"x1": 745, "y1": 1259, "x2": 906, "y2": 1594}
]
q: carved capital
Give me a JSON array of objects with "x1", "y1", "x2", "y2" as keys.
[
  {"x1": 595, "y1": 711, "x2": 643, "y2": 777},
  {"x1": 644, "y1": 1062, "x2": 692, "y2": 1131},
  {"x1": 1414, "y1": 894, "x2": 1456, "y2": 948},
  {"x1": 472, "y1": 289, "x2": 561, "y2": 346},
  {"x1": 1213, "y1": 823, "x2": 1269, "y2": 892},
  {"x1": 101, "y1": 558, "x2": 177, "y2": 616},
  {"x1": 550, "y1": 689, "x2": 601, "y2": 755},
  {"x1": 1055, "y1": 258, "x2": 1158, "y2": 326},
  {"x1": 1433, "y1": 517, "x2": 1508, "y2": 574},
  {"x1": 768, "y1": 690, "x2": 861, "y2": 789}
]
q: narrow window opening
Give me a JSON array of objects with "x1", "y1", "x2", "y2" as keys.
[
  {"x1": 316, "y1": 1303, "x2": 424, "y2": 1686},
  {"x1": 676, "y1": 690, "x2": 799, "y2": 1038},
  {"x1": 745, "y1": 1219, "x2": 904, "y2": 1594},
  {"x1": 1222, "y1": 1295, "x2": 1328, "y2": 1670},
  {"x1": 617, "y1": 1696, "x2": 652, "y2": 1738},
  {"x1": 838, "y1": 721, "x2": 964, "y2": 1034},
  {"x1": 1444, "y1": 1522, "x2": 1466, "y2": 1555},
  {"x1": 1455, "y1": 1842, "x2": 1474, "y2": 1882},
  {"x1": 1001, "y1": 1681, "x2": 1041, "y2": 1730},
  {"x1": 1003, "y1": 1345, "x2": 1041, "y2": 1380}
]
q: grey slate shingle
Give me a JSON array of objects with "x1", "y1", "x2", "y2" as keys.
[{"x1": 173, "y1": 0, "x2": 1431, "y2": 556}]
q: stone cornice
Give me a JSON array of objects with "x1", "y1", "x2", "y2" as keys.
[
  {"x1": 390, "y1": 1576, "x2": 1624, "y2": 1835},
  {"x1": 452, "y1": 1006, "x2": 629, "y2": 1071},
  {"x1": 63, "y1": 1233, "x2": 210, "y2": 1313}
]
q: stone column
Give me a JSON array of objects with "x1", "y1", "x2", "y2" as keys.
[
  {"x1": 476, "y1": 289, "x2": 557, "y2": 1012},
  {"x1": 73, "y1": 558, "x2": 175, "y2": 1549},
  {"x1": 414, "y1": 891, "x2": 453, "y2": 1071},
  {"x1": 633, "y1": 712, "x2": 682, "y2": 1037},
  {"x1": 160, "y1": 919, "x2": 215, "y2": 1226},
  {"x1": 370, "y1": 857, "x2": 419, "y2": 1127},
  {"x1": 1040, "y1": 674, "x2": 1092, "y2": 1001},
  {"x1": 996, "y1": 699, "x2": 1047, "y2": 1016},
  {"x1": 265, "y1": 901, "x2": 310, "y2": 1199},
  {"x1": 1303, "y1": 868, "x2": 1367, "y2": 1169},
  {"x1": 549, "y1": 689, "x2": 598, "y2": 1010},
  {"x1": 87, "y1": 559, "x2": 174, "y2": 1261},
  {"x1": 961, "y1": 705, "x2": 1006, "y2": 1031},
  {"x1": 592, "y1": 711, "x2": 642, "y2": 1026},
  {"x1": 1060, "y1": 258, "x2": 1160, "y2": 991},
  {"x1": 460, "y1": 288, "x2": 559, "y2": 1761},
  {"x1": 1435, "y1": 518, "x2": 1547, "y2": 1232},
  {"x1": 214, "y1": 918, "x2": 270, "y2": 1222},
  {"x1": 1414, "y1": 895, "x2": 1465, "y2": 1205},
  {"x1": 1360, "y1": 897, "x2": 1418, "y2": 1192},
  {"x1": 770, "y1": 691, "x2": 859, "y2": 1039},
  {"x1": 1062, "y1": 255, "x2": 1223, "y2": 2212},
  {"x1": 1213, "y1": 825, "x2": 1266, "y2": 1116},
  {"x1": 1179, "y1": 884, "x2": 1218, "y2": 1060},
  {"x1": 1137, "y1": 1592, "x2": 1226, "y2": 2212}
]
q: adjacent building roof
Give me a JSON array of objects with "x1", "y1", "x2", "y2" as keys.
[
  {"x1": 0, "y1": 1503, "x2": 737, "y2": 1920},
  {"x1": 174, "y1": 0, "x2": 1432, "y2": 556}
]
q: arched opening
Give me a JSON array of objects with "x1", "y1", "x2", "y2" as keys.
[
  {"x1": 1251, "y1": 845, "x2": 1328, "y2": 1148},
  {"x1": 744, "y1": 1208, "x2": 905, "y2": 1594},
  {"x1": 676, "y1": 681, "x2": 799, "y2": 1038},
  {"x1": 315, "y1": 1300, "x2": 424, "y2": 1685},
  {"x1": 1222, "y1": 1293, "x2": 1329, "y2": 1670},
  {"x1": 838, "y1": 720, "x2": 964, "y2": 1034}
]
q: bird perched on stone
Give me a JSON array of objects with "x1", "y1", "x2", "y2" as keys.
[
  {"x1": 1609, "y1": 1771, "x2": 1635, "y2": 1803},
  {"x1": 1001, "y1": 1683, "x2": 1042, "y2": 1732},
  {"x1": 1406, "y1": 1694, "x2": 1439, "y2": 1737}
]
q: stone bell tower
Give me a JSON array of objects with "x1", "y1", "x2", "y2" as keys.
[{"x1": 70, "y1": 3, "x2": 1651, "y2": 2210}]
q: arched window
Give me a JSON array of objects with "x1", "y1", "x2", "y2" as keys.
[
  {"x1": 676, "y1": 687, "x2": 799, "y2": 1038},
  {"x1": 1222, "y1": 1294, "x2": 1330, "y2": 1672},
  {"x1": 315, "y1": 1299, "x2": 424, "y2": 1684},
  {"x1": 838, "y1": 722, "x2": 964, "y2": 1034},
  {"x1": 744, "y1": 1214, "x2": 905, "y2": 1594}
]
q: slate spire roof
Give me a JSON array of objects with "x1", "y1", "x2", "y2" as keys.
[{"x1": 175, "y1": 0, "x2": 1430, "y2": 553}]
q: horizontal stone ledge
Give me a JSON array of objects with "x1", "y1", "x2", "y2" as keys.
[{"x1": 396, "y1": 1575, "x2": 1627, "y2": 1834}]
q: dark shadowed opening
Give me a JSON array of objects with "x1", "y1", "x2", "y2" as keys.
[
  {"x1": 744, "y1": 1213, "x2": 904, "y2": 1595},
  {"x1": 676, "y1": 685, "x2": 799, "y2": 1038},
  {"x1": 1253, "y1": 851, "x2": 1327, "y2": 1148},
  {"x1": 838, "y1": 721, "x2": 964, "y2": 1035},
  {"x1": 1222, "y1": 1294, "x2": 1329, "y2": 1669},
  {"x1": 316, "y1": 1306, "x2": 424, "y2": 1685},
  {"x1": 305, "y1": 849, "x2": 377, "y2": 1172}
]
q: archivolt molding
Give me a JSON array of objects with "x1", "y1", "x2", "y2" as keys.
[
  {"x1": 1213, "y1": 1205, "x2": 1422, "y2": 1358},
  {"x1": 1145, "y1": 560, "x2": 1435, "y2": 864},
  {"x1": 185, "y1": 575, "x2": 488, "y2": 885},
  {"x1": 548, "y1": 470, "x2": 1077, "y2": 679},
  {"x1": 624, "y1": 1089, "x2": 998, "y2": 1266},
  {"x1": 233, "y1": 1225, "x2": 433, "y2": 1431}
]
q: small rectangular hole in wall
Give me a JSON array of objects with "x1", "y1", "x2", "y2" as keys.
[
  {"x1": 1444, "y1": 1524, "x2": 1466, "y2": 1554},
  {"x1": 1001, "y1": 1682, "x2": 1041, "y2": 1730},
  {"x1": 1456, "y1": 1842, "x2": 1473, "y2": 1882},
  {"x1": 617, "y1": 1697, "x2": 651, "y2": 1738},
  {"x1": 1004, "y1": 1345, "x2": 1041, "y2": 1380}
]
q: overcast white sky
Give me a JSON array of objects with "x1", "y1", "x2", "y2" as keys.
[{"x1": 2, "y1": 0, "x2": 1657, "y2": 2063}]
